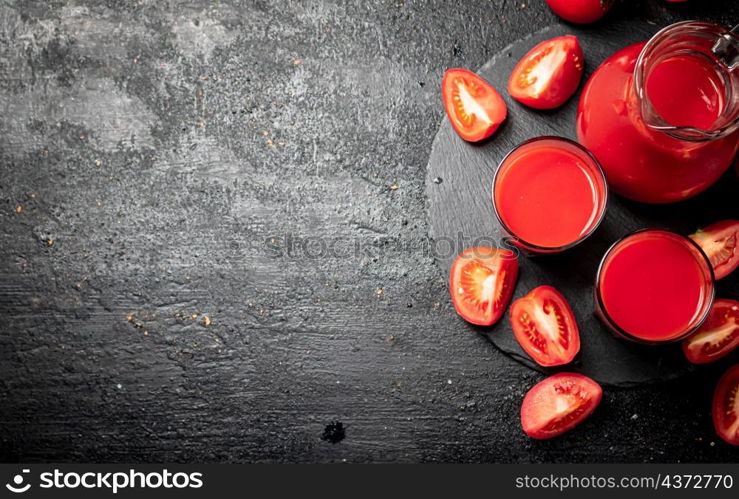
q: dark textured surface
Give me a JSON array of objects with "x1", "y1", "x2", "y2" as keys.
[
  {"x1": 426, "y1": 21, "x2": 739, "y2": 386},
  {"x1": 0, "y1": 0, "x2": 737, "y2": 463}
]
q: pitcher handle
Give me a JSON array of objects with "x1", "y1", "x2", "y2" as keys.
[{"x1": 712, "y1": 23, "x2": 739, "y2": 71}]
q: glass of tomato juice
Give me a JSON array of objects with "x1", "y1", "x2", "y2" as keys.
[
  {"x1": 595, "y1": 229, "x2": 715, "y2": 344},
  {"x1": 492, "y1": 136, "x2": 608, "y2": 255}
]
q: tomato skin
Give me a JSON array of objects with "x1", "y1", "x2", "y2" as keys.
[
  {"x1": 683, "y1": 299, "x2": 739, "y2": 365},
  {"x1": 521, "y1": 373, "x2": 602, "y2": 439},
  {"x1": 449, "y1": 247, "x2": 519, "y2": 326},
  {"x1": 442, "y1": 69, "x2": 507, "y2": 142},
  {"x1": 508, "y1": 35, "x2": 584, "y2": 110},
  {"x1": 510, "y1": 285, "x2": 580, "y2": 367},
  {"x1": 712, "y1": 364, "x2": 739, "y2": 446},
  {"x1": 545, "y1": 0, "x2": 613, "y2": 24},
  {"x1": 690, "y1": 220, "x2": 739, "y2": 280}
]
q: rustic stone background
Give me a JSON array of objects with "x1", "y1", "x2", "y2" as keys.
[{"x1": 1, "y1": 0, "x2": 737, "y2": 462}]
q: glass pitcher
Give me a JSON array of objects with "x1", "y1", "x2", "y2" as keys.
[{"x1": 577, "y1": 21, "x2": 739, "y2": 204}]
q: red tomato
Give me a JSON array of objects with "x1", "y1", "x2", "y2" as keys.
[
  {"x1": 450, "y1": 247, "x2": 519, "y2": 326},
  {"x1": 712, "y1": 364, "x2": 739, "y2": 446},
  {"x1": 442, "y1": 69, "x2": 507, "y2": 142},
  {"x1": 521, "y1": 373, "x2": 602, "y2": 439},
  {"x1": 510, "y1": 285, "x2": 580, "y2": 366},
  {"x1": 508, "y1": 35, "x2": 584, "y2": 109},
  {"x1": 545, "y1": 0, "x2": 613, "y2": 24},
  {"x1": 690, "y1": 220, "x2": 739, "y2": 280},
  {"x1": 683, "y1": 299, "x2": 739, "y2": 364}
]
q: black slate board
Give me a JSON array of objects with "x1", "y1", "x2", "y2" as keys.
[{"x1": 426, "y1": 21, "x2": 739, "y2": 387}]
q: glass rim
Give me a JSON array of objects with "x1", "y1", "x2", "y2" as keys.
[
  {"x1": 633, "y1": 20, "x2": 739, "y2": 142},
  {"x1": 594, "y1": 228, "x2": 716, "y2": 345},
  {"x1": 491, "y1": 136, "x2": 609, "y2": 253}
]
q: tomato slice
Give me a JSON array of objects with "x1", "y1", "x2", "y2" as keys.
[
  {"x1": 510, "y1": 285, "x2": 580, "y2": 366},
  {"x1": 544, "y1": 0, "x2": 614, "y2": 24},
  {"x1": 449, "y1": 247, "x2": 519, "y2": 326},
  {"x1": 508, "y1": 35, "x2": 584, "y2": 110},
  {"x1": 521, "y1": 373, "x2": 602, "y2": 439},
  {"x1": 690, "y1": 220, "x2": 739, "y2": 280},
  {"x1": 442, "y1": 69, "x2": 507, "y2": 142},
  {"x1": 683, "y1": 299, "x2": 739, "y2": 365},
  {"x1": 712, "y1": 364, "x2": 739, "y2": 446}
]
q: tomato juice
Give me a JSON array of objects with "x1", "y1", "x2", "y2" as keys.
[
  {"x1": 577, "y1": 26, "x2": 738, "y2": 204},
  {"x1": 596, "y1": 230, "x2": 715, "y2": 343},
  {"x1": 493, "y1": 137, "x2": 607, "y2": 252},
  {"x1": 645, "y1": 53, "x2": 724, "y2": 130}
]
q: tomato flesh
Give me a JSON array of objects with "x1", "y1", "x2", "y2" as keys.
[
  {"x1": 442, "y1": 69, "x2": 507, "y2": 142},
  {"x1": 508, "y1": 35, "x2": 584, "y2": 110},
  {"x1": 545, "y1": 0, "x2": 613, "y2": 24},
  {"x1": 683, "y1": 299, "x2": 739, "y2": 364},
  {"x1": 690, "y1": 220, "x2": 739, "y2": 280},
  {"x1": 712, "y1": 364, "x2": 739, "y2": 446},
  {"x1": 510, "y1": 285, "x2": 580, "y2": 366},
  {"x1": 450, "y1": 247, "x2": 519, "y2": 326},
  {"x1": 521, "y1": 373, "x2": 602, "y2": 439}
]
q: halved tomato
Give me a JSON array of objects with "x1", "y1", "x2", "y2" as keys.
[
  {"x1": 683, "y1": 299, "x2": 739, "y2": 364},
  {"x1": 545, "y1": 0, "x2": 614, "y2": 24},
  {"x1": 449, "y1": 247, "x2": 518, "y2": 326},
  {"x1": 442, "y1": 69, "x2": 507, "y2": 142},
  {"x1": 521, "y1": 373, "x2": 602, "y2": 439},
  {"x1": 712, "y1": 364, "x2": 739, "y2": 446},
  {"x1": 508, "y1": 35, "x2": 584, "y2": 110},
  {"x1": 510, "y1": 285, "x2": 580, "y2": 366},
  {"x1": 690, "y1": 220, "x2": 739, "y2": 280}
]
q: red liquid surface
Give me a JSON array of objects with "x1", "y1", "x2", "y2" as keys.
[
  {"x1": 646, "y1": 54, "x2": 724, "y2": 129},
  {"x1": 494, "y1": 139, "x2": 605, "y2": 248},
  {"x1": 577, "y1": 43, "x2": 737, "y2": 203},
  {"x1": 599, "y1": 232, "x2": 709, "y2": 342}
]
